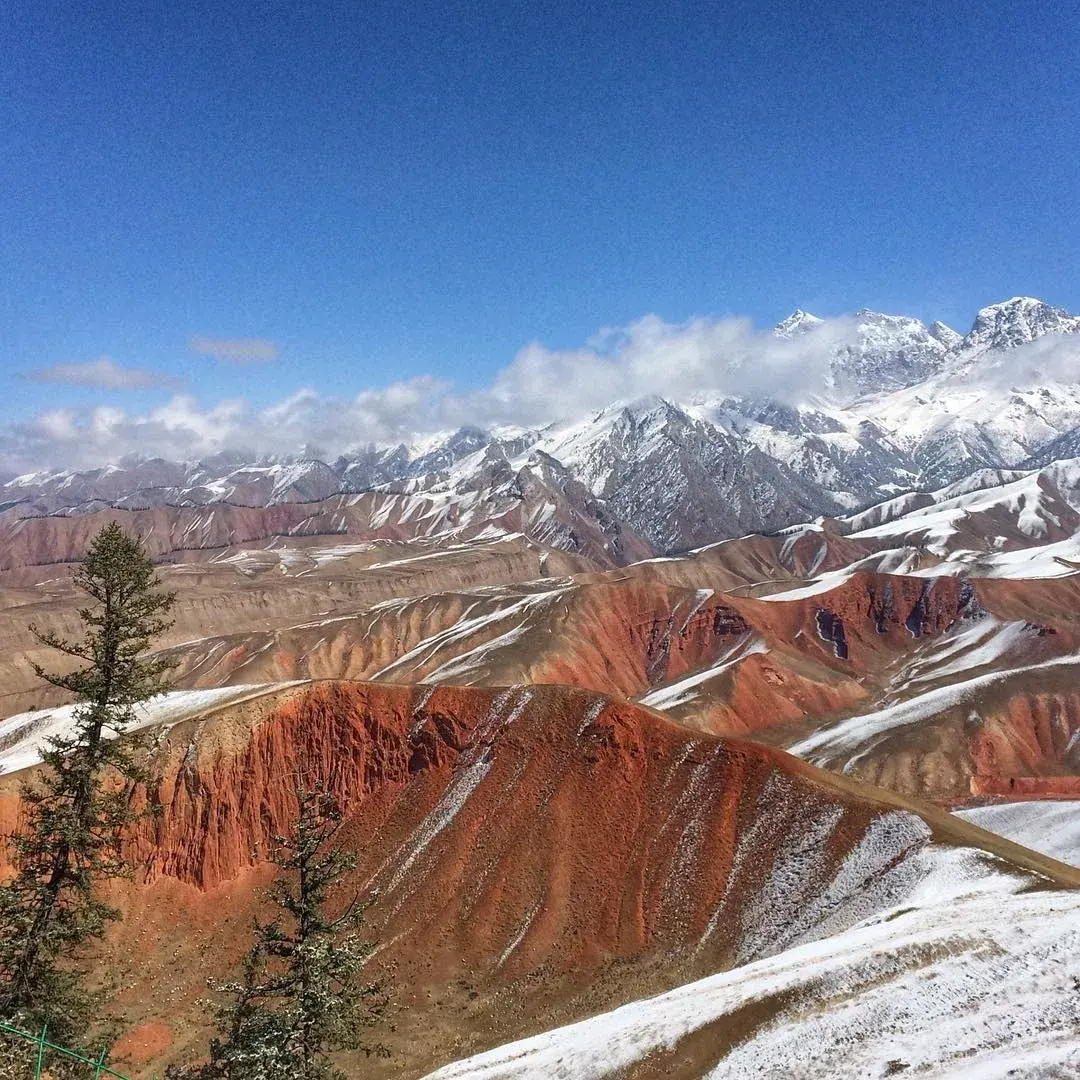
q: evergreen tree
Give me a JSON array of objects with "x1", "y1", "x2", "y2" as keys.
[
  {"x1": 0, "y1": 521, "x2": 175, "y2": 1047},
  {"x1": 180, "y1": 784, "x2": 388, "y2": 1080}
]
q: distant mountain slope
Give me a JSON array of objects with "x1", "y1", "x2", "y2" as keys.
[
  {"x1": 10, "y1": 452, "x2": 1080, "y2": 802},
  {"x1": 5, "y1": 296, "x2": 1080, "y2": 554}
]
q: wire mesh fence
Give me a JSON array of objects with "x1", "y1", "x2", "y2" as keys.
[{"x1": 0, "y1": 1022, "x2": 129, "y2": 1080}]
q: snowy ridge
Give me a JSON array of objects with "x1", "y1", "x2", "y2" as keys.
[
  {"x1": 6, "y1": 295, "x2": 1080, "y2": 557},
  {"x1": 0, "y1": 683, "x2": 305, "y2": 774},
  {"x1": 742, "y1": 456, "x2": 1080, "y2": 602},
  {"x1": 382, "y1": 751, "x2": 493, "y2": 897}
]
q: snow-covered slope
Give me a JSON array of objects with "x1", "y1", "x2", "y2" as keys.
[
  {"x1": 739, "y1": 457, "x2": 1080, "y2": 595},
  {"x1": 955, "y1": 801, "x2": 1080, "y2": 868},
  {"x1": 843, "y1": 458, "x2": 1080, "y2": 553},
  {"x1": 424, "y1": 843, "x2": 1080, "y2": 1079}
]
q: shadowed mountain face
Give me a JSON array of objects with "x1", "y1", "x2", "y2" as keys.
[{"x1": 1, "y1": 681, "x2": 1074, "y2": 1078}]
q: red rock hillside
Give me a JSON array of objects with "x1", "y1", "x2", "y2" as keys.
[{"x1": 2, "y1": 680, "x2": 1073, "y2": 1078}]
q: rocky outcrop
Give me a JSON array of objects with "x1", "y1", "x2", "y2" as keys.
[{"x1": 969, "y1": 691, "x2": 1080, "y2": 789}]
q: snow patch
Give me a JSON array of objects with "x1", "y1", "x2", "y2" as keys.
[
  {"x1": 384, "y1": 750, "x2": 493, "y2": 896},
  {"x1": 639, "y1": 636, "x2": 768, "y2": 711},
  {"x1": 423, "y1": 845, "x2": 1078, "y2": 1080},
  {"x1": 0, "y1": 683, "x2": 306, "y2": 774}
]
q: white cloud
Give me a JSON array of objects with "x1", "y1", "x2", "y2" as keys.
[
  {"x1": 36, "y1": 409, "x2": 80, "y2": 441},
  {"x1": 25, "y1": 356, "x2": 185, "y2": 391},
  {"x1": 460, "y1": 313, "x2": 853, "y2": 427},
  {"x1": 189, "y1": 336, "x2": 279, "y2": 364},
  {"x1": 0, "y1": 378, "x2": 454, "y2": 474},
  {"x1": 965, "y1": 332, "x2": 1080, "y2": 388}
]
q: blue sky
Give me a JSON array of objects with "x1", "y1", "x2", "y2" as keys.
[{"x1": 2, "y1": 0, "x2": 1079, "y2": 468}]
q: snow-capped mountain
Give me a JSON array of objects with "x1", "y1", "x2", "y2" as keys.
[
  {"x1": 772, "y1": 308, "x2": 823, "y2": 337},
  {"x1": 829, "y1": 309, "x2": 955, "y2": 395},
  {"x1": 5, "y1": 295, "x2": 1080, "y2": 556},
  {"x1": 959, "y1": 295, "x2": 1080, "y2": 355},
  {"x1": 771, "y1": 304, "x2": 957, "y2": 396}
]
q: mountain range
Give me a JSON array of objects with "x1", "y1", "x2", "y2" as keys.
[
  {"x1": 6, "y1": 295, "x2": 1080, "y2": 557},
  {"x1": 4, "y1": 295, "x2": 1080, "y2": 1077}
]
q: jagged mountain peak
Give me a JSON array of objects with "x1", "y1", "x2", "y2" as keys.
[
  {"x1": 614, "y1": 391, "x2": 669, "y2": 411},
  {"x1": 445, "y1": 424, "x2": 491, "y2": 448},
  {"x1": 961, "y1": 296, "x2": 1080, "y2": 353},
  {"x1": 929, "y1": 320, "x2": 962, "y2": 348},
  {"x1": 849, "y1": 309, "x2": 937, "y2": 340},
  {"x1": 572, "y1": 393, "x2": 684, "y2": 431},
  {"x1": 828, "y1": 310, "x2": 949, "y2": 398},
  {"x1": 617, "y1": 392, "x2": 686, "y2": 420},
  {"x1": 980, "y1": 295, "x2": 1049, "y2": 312},
  {"x1": 773, "y1": 309, "x2": 825, "y2": 337}
]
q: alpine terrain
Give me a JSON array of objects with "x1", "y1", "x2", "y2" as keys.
[
  {"x1": 6, "y1": 296, "x2": 1080, "y2": 553},
  {"x1": 3, "y1": 295, "x2": 1080, "y2": 1078}
]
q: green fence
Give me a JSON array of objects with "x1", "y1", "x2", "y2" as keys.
[{"x1": 0, "y1": 1022, "x2": 129, "y2": 1079}]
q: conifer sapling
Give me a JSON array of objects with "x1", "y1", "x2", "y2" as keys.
[{"x1": 181, "y1": 782, "x2": 388, "y2": 1080}]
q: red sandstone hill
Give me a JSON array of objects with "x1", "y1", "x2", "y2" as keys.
[
  {"x1": 148, "y1": 567, "x2": 1080, "y2": 802},
  {"x1": 2, "y1": 680, "x2": 1074, "y2": 1077}
]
